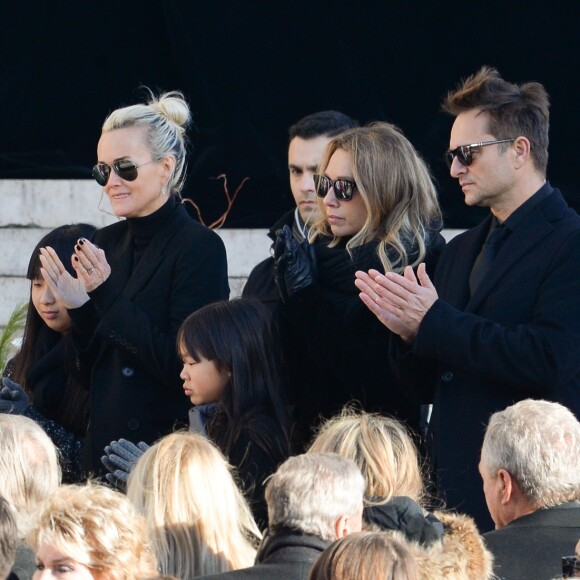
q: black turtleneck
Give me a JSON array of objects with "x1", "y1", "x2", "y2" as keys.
[{"x1": 127, "y1": 196, "x2": 176, "y2": 266}]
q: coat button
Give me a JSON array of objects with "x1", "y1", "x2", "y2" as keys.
[
  {"x1": 127, "y1": 418, "x2": 140, "y2": 430},
  {"x1": 441, "y1": 370, "x2": 454, "y2": 382},
  {"x1": 122, "y1": 367, "x2": 134, "y2": 378}
]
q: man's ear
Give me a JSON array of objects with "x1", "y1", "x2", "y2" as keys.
[
  {"x1": 334, "y1": 515, "x2": 351, "y2": 539},
  {"x1": 497, "y1": 468, "x2": 514, "y2": 504},
  {"x1": 512, "y1": 136, "x2": 531, "y2": 169}
]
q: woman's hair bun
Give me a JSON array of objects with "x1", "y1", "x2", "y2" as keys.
[{"x1": 149, "y1": 90, "x2": 191, "y2": 128}]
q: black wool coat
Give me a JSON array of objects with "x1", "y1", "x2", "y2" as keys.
[
  {"x1": 484, "y1": 503, "x2": 580, "y2": 580},
  {"x1": 68, "y1": 201, "x2": 229, "y2": 473},
  {"x1": 397, "y1": 186, "x2": 580, "y2": 531},
  {"x1": 199, "y1": 530, "x2": 329, "y2": 580}
]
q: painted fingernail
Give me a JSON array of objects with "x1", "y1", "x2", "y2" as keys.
[
  {"x1": 75, "y1": 244, "x2": 80, "y2": 251},
  {"x1": 74, "y1": 256, "x2": 79, "y2": 261},
  {"x1": 79, "y1": 239, "x2": 84, "y2": 245}
]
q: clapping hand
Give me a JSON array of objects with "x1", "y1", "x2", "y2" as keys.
[{"x1": 101, "y1": 438, "x2": 150, "y2": 490}]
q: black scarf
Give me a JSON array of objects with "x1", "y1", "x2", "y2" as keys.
[{"x1": 315, "y1": 237, "x2": 383, "y2": 315}]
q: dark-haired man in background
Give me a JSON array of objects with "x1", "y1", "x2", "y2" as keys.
[{"x1": 243, "y1": 110, "x2": 358, "y2": 310}]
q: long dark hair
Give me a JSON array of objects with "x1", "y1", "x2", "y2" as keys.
[
  {"x1": 11, "y1": 223, "x2": 96, "y2": 434},
  {"x1": 177, "y1": 298, "x2": 289, "y2": 461}
]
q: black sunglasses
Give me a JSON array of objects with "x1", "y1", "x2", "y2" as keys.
[
  {"x1": 92, "y1": 159, "x2": 157, "y2": 186},
  {"x1": 445, "y1": 138, "x2": 516, "y2": 168},
  {"x1": 314, "y1": 174, "x2": 357, "y2": 201}
]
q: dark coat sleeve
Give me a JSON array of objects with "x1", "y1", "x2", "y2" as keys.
[{"x1": 415, "y1": 227, "x2": 580, "y2": 396}]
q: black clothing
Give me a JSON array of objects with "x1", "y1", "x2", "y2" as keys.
[
  {"x1": 279, "y1": 232, "x2": 445, "y2": 450},
  {"x1": 68, "y1": 197, "x2": 229, "y2": 473},
  {"x1": 200, "y1": 530, "x2": 329, "y2": 580},
  {"x1": 242, "y1": 209, "x2": 298, "y2": 313},
  {"x1": 364, "y1": 496, "x2": 444, "y2": 547},
  {"x1": 396, "y1": 184, "x2": 580, "y2": 531},
  {"x1": 190, "y1": 405, "x2": 287, "y2": 529},
  {"x1": 484, "y1": 503, "x2": 580, "y2": 580},
  {"x1": 4, "y1": 328, "x2": 88, "y2": 483}
]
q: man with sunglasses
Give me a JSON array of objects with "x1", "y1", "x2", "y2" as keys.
[
  {"x1": 242, "y1": 111, "x2": 358, "y2": 311},
  {"x1": 356, "y1": 66, "x2": 580, "y2": 532}
]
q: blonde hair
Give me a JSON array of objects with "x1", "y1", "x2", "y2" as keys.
[
  {"x1": 102, "y1": 89, "x2": 191, "y2": 195},
  {"x1": 309, "y1": 531, "x2": 419, "y2": 580},
  {"x1": 308, "y1": 409, "x2": 426, "y2": 507},
  {"x1": 127, "y1": 432, "x2": 260, "y2": 577},
  {"x1": 311, "y1": 122, "x2": 442, "y2": 273},
  {"x1": 0, "y1": 414, "x2": 60, "y2": 536},
  {"x1": 28, "y1": 483, "x2": 157, "y2": 579}
]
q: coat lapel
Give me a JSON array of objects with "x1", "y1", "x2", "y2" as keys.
[
  {"x1": 105, "y1": 228, "x2": 134, "y2": 291},
  {"x1": 441, "y1": 218, "x2": 490, "y2": 311},
  {"x1": 466, "y1": 193, "x2": 563, "y2": 312},
  {"x1": 122, "y1": 204, "x2": 189, "y2": 299}
]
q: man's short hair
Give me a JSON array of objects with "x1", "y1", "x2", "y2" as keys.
[
  {"x1": 265, "y1": 452, "x2": 365, "y2": 542},
  {"x1": 288, "y1": 111, "x2": 358, "y2": 142},
  {"x1": 442, "y1": 66, "x2": 550, "y2": 175},
  {"x1": 481, "y1": 399, "x2": 580, "y2": 508}
]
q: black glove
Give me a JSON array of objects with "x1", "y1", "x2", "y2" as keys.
[
  {"x1": 273, "y1": 225, "x2": 317, "y2": 302},
  {"x1": 101, "y1": 438, "x2": 150, "y2": 490},
  {"x1": 0, "y1": 377, "x2": 30, "y2": 415}
]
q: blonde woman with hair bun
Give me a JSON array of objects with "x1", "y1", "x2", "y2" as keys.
[
  {"x1": 38, "y1": 89, "x2": 229, "y2": 475},
  {"x1": 127, "y1": 431, "x2": 260, "y2": 578}
]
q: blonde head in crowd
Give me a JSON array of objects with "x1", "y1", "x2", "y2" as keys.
[
  {"x1": 308, "y1": 409, "x2": 426, "y2": 507},
  {"x1": 0, "y1": 415, "x2": 60, "y2": 537},
  {"x1": 127, "y1": 431, "x2": 260, "y2": 577},
  {"x1": 28, "y1": 483, "x2": 157, "y2": 579},
  {"x1": 102, "y1": 90, "x2": 191, "y2": 196},
  {"x1": 311, "y1": 122, "x2": 442, "y2": 273},
  {"x1": 309, "y1": 531, "x2": 419, "y2": 580}
]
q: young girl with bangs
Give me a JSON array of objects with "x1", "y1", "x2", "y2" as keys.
[{"x1": 106, "y1": 297, "x2": 289, "y2": 529}]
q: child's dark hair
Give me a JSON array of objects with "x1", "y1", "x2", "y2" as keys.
[
  {"x1": 12, "y1": 223, "x2": 97, "y2": 390},
  {"x1": 177, "y1": 298, "x2": 289, "y2": 460},
  {"x1": 10, "y1": 223, "x2": 96, "y2": 436}
]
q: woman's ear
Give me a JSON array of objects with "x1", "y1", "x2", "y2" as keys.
[{"x1": 161, "y1": 155, "x2": 177, "y2": 189}]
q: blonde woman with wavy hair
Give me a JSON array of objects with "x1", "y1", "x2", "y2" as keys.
[
  {"x1": 309, "y1": 410, "x2": 494, "y2": 579},
  {"x1": 127, "y1": 431, "x2": 260, "y2": 578},
  {"x1": 28, "y1": 483, "x2": 157, "y2": 579},
  {"x1": 311, "y1": 122, "x2": 442, "y2": 273},
  {"x1": 308, "y1": 409, "x2": 426, "y2": 508},
  {"x1": 273, "y1": 122, "x2": 444, "y2": 450}
]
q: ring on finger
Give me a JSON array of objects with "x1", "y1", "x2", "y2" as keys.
[{"x1": 86, "y1": 267, "x2": 95, "y2": 275}]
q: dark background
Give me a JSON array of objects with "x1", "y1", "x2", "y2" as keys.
[{"x1": 1, "y1": 1, "x2": 577, "y2": 228}]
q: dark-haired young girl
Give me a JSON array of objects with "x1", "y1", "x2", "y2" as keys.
[
  {"x1": 177, "y1": 297, "x2": 289, "y2": 527},
  {"x1": 2, "y1": 224, "x2": 96, "y2": 481}
]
